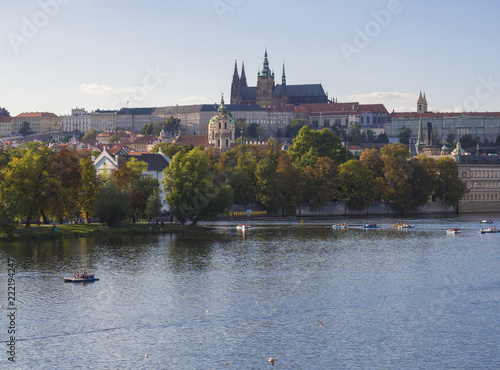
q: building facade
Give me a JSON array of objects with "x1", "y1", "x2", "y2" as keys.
[
  {"x1": 387, "y1": 93, "x2": 500, "y2": 144},
  {"x1": 90, "y1": 110, "x2": 117, "y2": 131},
  {"x1": 61, "y1": 108, "x2": 92, "y2": 133},
  {"x1": 231, "y1": 50, "x2": 330, "y2": 108},
  {"x1": 116, "y1": 107, "x2": 160, "y2": 132},
  {"x1": 12, "y1": 112, "x2": 61, "y2": 134},
  {"x1": 455, "y1": 154, "x2": 500, "y2": 213}
]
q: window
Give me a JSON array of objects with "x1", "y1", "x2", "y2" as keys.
[
  {"x1": 226, "y1": 138, "x2": 229, "y2": 147},
  {"x1": 323, "y1": 119, "x2": 330, "y2": 128}
]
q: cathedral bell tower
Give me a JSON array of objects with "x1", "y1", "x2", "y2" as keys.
[
  {"x1": 417, "y1": 91, "x2": 428, "y2": 113},
  {"x1": 256, "y1": 49, "x2": 275, "y2": 108}
]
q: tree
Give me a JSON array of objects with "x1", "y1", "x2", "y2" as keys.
[
  {"x1": 495, "y1": 134, "x2": 500, "y2": 147},
  {"x1": 83, "y1": 129, "x2": 98, "y2": 140},
  {"x1": 0, "y1": 202, "x2": 17, "y2": 237},
  {"x1": 145, "y1": 189, "x2": 163, "y2": 219},
  {"x1": 302, "y1": 157, "x2": 339, "y2": 208},
  {"x1": 360, "y1": 148, "x2": 384, "y2": 178},
  {"x1": 255, "y1": 156, "x2": 283, "y2": 213},
  {"x1": 435, "y1": 157, "x2": 466, "y2": 206},
  {"x1": 152, "y1": 142, "x2": 187, "y2": 158},
  {"x1": 289, "y1": 126, "x2": 351, "y2": 168},
  {"x1": 78, "y1": 157, "x2": 98, "y2": 223},
  {"x1": 247, "y1": 123, "x2": 264, "y2": 138},
  {"x1": 19, "y1": 121, "x2": 33, "y2": 136},
  {"x1": 374, "y1": 133, "x2": 389, "y2": 143},
  {"x1": 228, "y1": 150, "x2": 258, "y2": 205},
  {"x1": 348, "y1": 123, "x2": 366, "y2": 145},
  {"x1": 94, "y1": 183, "x2": 131, "y2": 227},
  {"x1": 398, "y1": 127, "x2": 412, "y2": 144},
  {"x1": 0, "y1": 145, "x2": 62, "y2": 227},
  {"x1": 165, "y1": 116, "x2": 181, "y2": 138},
  {"x1": 446, "y1": 133, "x2": 456, "y2": 147},
  {"x1": 338, "y1": 160, "x2": 375, "y2": 209},
  {"x1": 109, "y1": 134, "x2": 121, "y2": 143},
  {"x1": 163, "y1": 148, "x2": 233, "y2": 224},
  {"x1": 235, "y1": 118, "x2": 248, "y2": 139},
  {"x1": 285, "y1": 118, "x2": 308, "y2": 138},
  {"x1": 458, "y1": 134, "x2": 477, "y2": 148},
  {"x1": 276, "y1": 155, "x2": 302, "y2": 215}
]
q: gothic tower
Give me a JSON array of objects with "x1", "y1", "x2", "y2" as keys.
[
  {"x1": 256, "y1": 49, "x2": 275, "y2": 108},
  {"x1": 230, "y1": 60, "x2": 241, "y2": 104},
  {"x1": 240, "y1": 62, "x2": 247, "y2": 88},
  {"x1": 417, "y1": 91, "x2": 428, "y2": 113}
]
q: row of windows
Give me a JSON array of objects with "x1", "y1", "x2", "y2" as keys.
[
  {"x1": 471, "y1": 170, "x2": 499, "y2": 178},
  {"x1": 471, "y1": 181, "x2": 500, "y2": 189}
]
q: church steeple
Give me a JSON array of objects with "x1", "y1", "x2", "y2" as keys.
[
  {"x1": 282, "y1": 63, "x2": 286, "y2": 86},
  {"x1": 260, "y1": 48, "x2": 272, "y2": 77},
  {"x1": 231, "y1": 60, "x2": 241, "y2": 104},
  {"x1": 417, "y1": 91, "x2": 428, "y2": 113},
  {"x1": 240, "y1": 62, "x2": 247, "y2": 87},
  {"x1": 218, "y1": 94, "x2": 227, "y2": 115}
]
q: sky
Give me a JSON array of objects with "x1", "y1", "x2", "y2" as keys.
[{"x1": 2, "y1": 0, "x2": 500, "y2": 117}]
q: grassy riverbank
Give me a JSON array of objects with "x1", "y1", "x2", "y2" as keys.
[{"x1": 0, "y1": 222, "x2": 209, "y2": 242}]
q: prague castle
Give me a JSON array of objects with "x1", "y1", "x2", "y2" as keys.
[{"x1": 230, "y1": 50, "x2": 330, "y2": 108}]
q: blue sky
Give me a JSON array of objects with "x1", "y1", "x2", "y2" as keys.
[{"x1": 2, "y1": 0, "x2": 500, "y2": 116}]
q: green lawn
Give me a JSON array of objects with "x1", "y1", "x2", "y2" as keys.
[{"x1": 0, "y1": 222, "x2": 208, "y2": 241}]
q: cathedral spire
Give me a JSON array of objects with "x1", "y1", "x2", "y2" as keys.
[
  {"x1": 282, "y1": 63, "x2": 286, "y2": 86},
  {"x1": 261, "y1": 48, "x2": 271, "y2": 77},
  {"x1": 240, "y1": 62, "x2": 247, "y2": 87}
]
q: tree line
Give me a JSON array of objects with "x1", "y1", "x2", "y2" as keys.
[
  {"x1": 0, "y1": 143, "x2": 162, "y2": 235},
  {"x1": 162, "y1": 126, "x2": 466, "y2": 224}
]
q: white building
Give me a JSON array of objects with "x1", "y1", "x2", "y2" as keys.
[{"x1": 61, "y1": 108, "x2": 92, "y2": 133}]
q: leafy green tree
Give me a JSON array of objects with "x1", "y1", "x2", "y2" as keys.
[
  {"x1": 0, "y1": 145, "x2": 62, "y2": 227},
  {"x1": 446, "y1": 133, "x2": 456, "y2": 147},
  {"x1": 152, "y1": 142, "x2": 188, "y2": 158},
  {"x1": 228, "y1": 150, "x2": 258, "y2": 205},
  {"x1": 165, "y1": 116, "x2": 181, "y2": 138},
  {"x1": 374, "y1": 133, "x2": 389, "y2": 143},
  {"x1": 348, "y1": 123, "x2": 366, "y2": 145},
  {"x1": 338, "y1": 159, "x2": 375, "y2": 209},
  {"x1": 109, "y1": 134, "x2": 121, "y2": 143},
  {"x1": 0, "y1": 202, "x2": 17, "y2": 237},
  {"x1": 94, "y1": 183, "x2": 131, "y2": 227},
  {"x1": 276, "y1": 155, "x2": 302, "y2": 215},
  {"x1": 83, "y1": 129, "x2": 98, "y2": 140},
  {"x1": 302, "y1": 157, "x2": 339, "y2": 208},
  {"x1": 435, "y1": 157, "x2": 466, "y2": 206},
  {"x1": 360, "y1": 148, "x2": 384, "y2": 178},
  {"x1": 289, "y1": 126, "x2": 351, "y2": 168},
  {"x1": 79, "y1": 157, "x2": 98, "y2": 223},
  {"x1": 458, "y1": 134, "x2": 477, "y2": 148},
  {"x1": 255, "y1": 156, "x2": 283, "y2": 213},
  {"x1": 145, "y1": 189, "x2": 163, "y2": 219},
  {"x1": 247, "y1": 123, "x2": 264, "y2": 138},
  {"x1": 366, "y1": 129, "x2": 376, "y2": 143},
  {"x1": 285, "y1": 118, "x2": 308, "y2": 138},
  {"x1": 398, "y1": 127, "x2": 412, "y2": 144},
  {"x1": 163, "y1": 148, "x2": 233, "y2": 224},
  {"x1": 235, "y1": 118, "x2": 248, "y2": 140},
  {"x1": 19, "y1": 121, "x2": 33, "y2": 136}
]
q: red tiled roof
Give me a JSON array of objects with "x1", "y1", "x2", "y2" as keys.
[
  {"x1": 358, "y1": 104, "x2": 389, "y2": 114},
  {"x1": 0, "y1": 117, "x2": 12, "y2": 122},
  {"x1": 16, "y1": 112, "x2": 59, "y2": 118},
  {"x1": 175, "y1": 134, "x2": 209, "y2": 147}
]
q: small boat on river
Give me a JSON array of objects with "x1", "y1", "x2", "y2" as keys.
[
  {"x1": 447, "y1": 228, "x2": 461, "y2": 234},
  {"x1": 363, "y1": 223, "x2": 380, "y2": 229},
  {"x1": 236, "y1": 224, "x2": 250, "y2": 230},
  {"x1": 333, "y1": 223, "x2": 348, "y2": 229},
  {"x1": 397, "y1": 223, "x2": 415, "y2": 229},
  {"x1": 479, "y1": 226, "x2": 498, "y2": 234},
  {"x1": 64, "y1": 272, "x2": 99, "y2": 283},
  {"x1": 480, "y1": 219, "x2": 494, "y2": 224}
]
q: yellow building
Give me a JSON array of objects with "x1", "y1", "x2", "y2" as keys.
[{"x1": 12, "y1": 112, "x2": 61, "y2": 134}]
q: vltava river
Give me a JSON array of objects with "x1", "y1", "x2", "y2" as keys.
[{"x1": 1, "y1": 215, "x2": 499, "y2": 369}]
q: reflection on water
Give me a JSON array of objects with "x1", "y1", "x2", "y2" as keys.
[{"x1": 0, "y1": 216, "x2": 499, "y2": 369}]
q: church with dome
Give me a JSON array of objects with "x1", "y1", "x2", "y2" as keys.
[{"x1": 207, "y1": 95, "x2": 235, "y2": 152}]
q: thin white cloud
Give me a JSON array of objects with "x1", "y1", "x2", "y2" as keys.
[
  {"x1": 79, "y1": 83, "x2": 135, "y2": 95},
  {"x1": 175, "y1": 96, "x2": 207, "y2": 103},
  {"x1": 340, "y1": 92, "x2": 418, "y2": 112}
]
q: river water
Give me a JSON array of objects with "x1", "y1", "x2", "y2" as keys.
[{"x1": 1, "y1": 215, "x2": 499, "y2": 369}]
